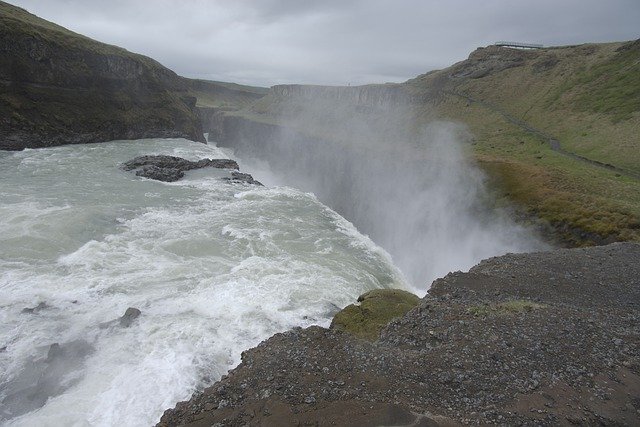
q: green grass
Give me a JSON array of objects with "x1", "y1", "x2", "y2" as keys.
[
  {"x1": 574, "y1": 42, "x2": 640, "y2": 122},
  {"x1": 403, "y1": 42, "x2": 640, "y2": 245},
  {"x1": 186, "y1": 79, "x2": 267, "y2": 110},
  {"x1": 0, "y1": 1, "x2": 164, "y2": 69}
]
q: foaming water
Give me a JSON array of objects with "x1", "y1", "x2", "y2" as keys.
[{"x1": 0, "y1": 139, "x2": 405, "y2": 426}]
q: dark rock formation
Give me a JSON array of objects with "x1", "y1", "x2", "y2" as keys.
[
  {"x1": 0, "y1": 1, "x2": 204, "y2": 150},
  {"x1": 121, "y1": 155, "x2": 239, "y2": 182},
  {"x1": 224, "y1": 171, "x2": 263, "y2": 186},
  {"x1": 119, "y1": 307, "x2": 141, "y2": 328},
  {"x1": 134, "y1": 165, "x2": 185, "y2": 182},
  {"x1": 21, "y1": 301, "x2": 48, "y2": 314},
  {"x1": 448, "y1": 45, "x2": 537, "y2": 80},
  {"x1": 1, "y1": 339, "x2": 94, "y2": 420},
  {"x1": 157, "y1": 243, "x2": 640, "y2": 426}
]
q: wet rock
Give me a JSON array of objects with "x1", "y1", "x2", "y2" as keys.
[
  {"x1": 224, "y1": 171, "x2": 263, "y2": 186},
  {"x1": 121, "y1": 155, "x2": 239, "y2": 182},
  {"x1": 46, "y1": 343, "x2": 63, "y2": 362},
  {"x1": 119, "y1": 307, "x2": 142, "y2": 327},
  {"x1": 21, "y1": 302, "x2": 48, "y2": 314},
  {"x1": 1, "y1": 340, "x2": 94, "y2": 419},
  {"x1": 136, "y1": 165, "x2": 184, "y2": 182}
]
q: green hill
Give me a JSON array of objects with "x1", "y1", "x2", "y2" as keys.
[{"x1": 406, "y1": 41, "x2": 640, "y2": 245}]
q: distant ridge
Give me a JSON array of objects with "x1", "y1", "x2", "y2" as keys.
[{"x1": 494, "y1": 41, "x2": 543, "y2": 49}]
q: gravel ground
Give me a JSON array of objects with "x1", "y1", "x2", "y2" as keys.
[{"x1": 157, "y1": 243, "x2": 640, "y2": 426}]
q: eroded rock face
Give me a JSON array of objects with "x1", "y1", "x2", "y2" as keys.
[
  {"x1": 0, "y1": 2, "x2": 204, "y2": 150},
  {"x1": 449, "y1": 45, "x2": 538, "y2": 79},
  {"x1": 157, "y1": 243, "x2": 640, "y2": 426},
  {"x1": 121, "y1": 155, "x2": 239, "y2": 182}
]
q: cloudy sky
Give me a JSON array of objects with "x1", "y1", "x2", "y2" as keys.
[{"x1": 9, "y1": 0, "x2": 640, "y2": 87}]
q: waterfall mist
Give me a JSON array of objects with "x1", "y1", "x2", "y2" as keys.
[{"x1": 226, "y1": 91, "x2": 547, "y2": 291}]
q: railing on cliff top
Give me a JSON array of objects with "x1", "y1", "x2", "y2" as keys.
[{"x1": 494, "y1": 41, "x2": 543, "y2": 49}]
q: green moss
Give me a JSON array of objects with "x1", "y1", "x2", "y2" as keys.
[
  {"x1": 330, "y1": 289, "x2": 420, "y2": 341},
  {"x1": 468, "y1": 300, "x2": 547, "y2": 317}
]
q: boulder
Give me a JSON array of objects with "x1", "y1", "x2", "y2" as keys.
[
  {"x1": 330, "y1": 288, "x2": 420, "y2": 341},
  {"x1": 119, "y1": 307, "x2": 142, "y2": 327},
  {"x1": 21, "y1": 302, "x2": 49, "y2": 314},
  {"x1": 224, "y1": 171, "x2": 263, "y2": 186},
  {"x1": 136, "y1": 165, "x2": 184, "y2": 182},
  {"x1": 1, "y1": 340, "x2": 93, "y2": 418}
]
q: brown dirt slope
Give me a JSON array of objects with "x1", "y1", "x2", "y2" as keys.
[{"x1": 158, "y1": 242, "x2": 640, "y2": 426}]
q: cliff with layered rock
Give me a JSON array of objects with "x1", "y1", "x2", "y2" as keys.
[{"x1": 0, "y1": 1, "x2": 205, "y2": 150}]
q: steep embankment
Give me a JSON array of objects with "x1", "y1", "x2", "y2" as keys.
[
  {"x1": 203, "y1": 40, "x2": 640, "y2": 246},
  {"x1": 159, "y1": 243, "x2": 640, "y2": 426},
  {"x1": 0, "y1": 1, "x2": 204, "y2": 150}
]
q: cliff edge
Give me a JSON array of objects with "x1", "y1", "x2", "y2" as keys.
[
  {"x1": 0, "y1": 1, "x2": 204, "y2": 150},
  {"x1": 158, "y1": 243, "x2": 640, "y2": 426}
]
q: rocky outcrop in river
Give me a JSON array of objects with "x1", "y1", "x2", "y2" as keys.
[
  {"x1": 121, "y1": 155, "x2": 262, "y2": 185},
  {"x1": 158, "y1": 243, "x2": 640, "y2": 426}
]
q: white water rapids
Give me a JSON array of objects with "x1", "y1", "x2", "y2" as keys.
[{"x1": 0, "y1": 138, "x2": 406, "y2": 426}]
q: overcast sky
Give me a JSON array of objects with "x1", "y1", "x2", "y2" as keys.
[{"x1": 8, "y1": 0, "x2": 640, "y2": 87}]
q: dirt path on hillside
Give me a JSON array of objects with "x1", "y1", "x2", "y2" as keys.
[{"x1": 446, "y1": 90, "x2": 640, "y2": 181}]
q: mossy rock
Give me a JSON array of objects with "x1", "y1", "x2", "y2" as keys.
[{"x1": 330, "y1": 289, "x2": 421, "y2": 341}]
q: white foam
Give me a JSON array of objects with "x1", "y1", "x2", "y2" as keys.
[{"x1": 0, "y1": 139, "x2": 404, "y2": 426}]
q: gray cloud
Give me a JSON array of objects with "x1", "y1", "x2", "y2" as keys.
[{"x1": 8, "y1": 0, "x2": 640, "y2": 87}]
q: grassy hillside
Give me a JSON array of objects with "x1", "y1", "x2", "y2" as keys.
[
  {"x1": 185, "y1": 78, "x2": 267, "y2": 110},
  {"x1": 406, "y1": 40, "x2": 640, "y2": 244}
]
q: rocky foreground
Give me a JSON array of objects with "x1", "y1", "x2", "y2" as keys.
[{"x1": 158, "y1": 243, "x2": 640, "y2": 426}]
